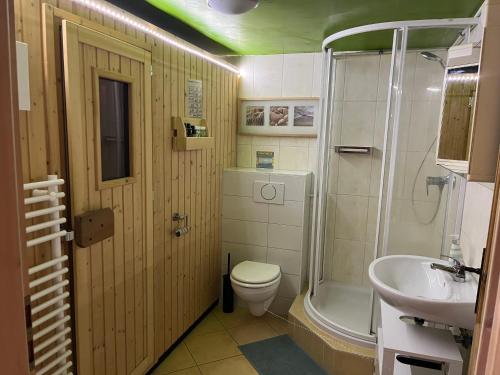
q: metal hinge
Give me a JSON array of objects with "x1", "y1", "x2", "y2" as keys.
[
  {"x1": 65, "y1": 231, "x2": 74, "y2": 242},
  {"x1": 150, "y1": 65, "x2": 153, "y2": 76}
]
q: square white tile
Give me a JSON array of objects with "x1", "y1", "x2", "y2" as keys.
[
  {"x1": 334, "y1": 195, "x2": 369, "y2": 241},
  {"x1": 222, "y1": 195, "x2": 268, "y2": 222},
  {"x1": 237, "y1": 144, "x2": 252, "y2": 168},
  {"x1": 222, "y1": 219, "x2": 268, "y2": 247},
  {"x1": 340, "y1": 101, "x2": 376, "y2": 146},
  {"x1": 268, "y1": 224, "x2": 303, "y2": 251},
  {"x1": 337, "y1": 154, "x2": 372, "y2": 196},
  {"x1": 267, "y1": 247, "x2": 301, "y2": 275},
  {"x1": 253, "y1": 55, "x2": 284, "y2": 97},
  {"x1": 282, "y1": 53, "x2": 315, "y2": 97},
  {"x1": 278, "y1": 273, "x2": 301, "y2": 298},
  {"x1": 344, "y1": 55, "x2": 380, "y2": 101},
  {"x1": 269, "y1": 200, "x2": 304, "y2": 227},
  {"x1": 332, "y1": 239, "x2": 365, "y2": 285},
  {"x1": 223, "y1": 169, "x2": 269, "y2": 197},
  {"x1": 278, "y1": 146, "x2": 309, "y2": 171},
  {"x1": 270, "y1": 173, "x2": 307, "y2": 201}
]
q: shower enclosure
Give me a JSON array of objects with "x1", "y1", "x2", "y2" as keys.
[{"x1": 306, "y1": 18, "x2": 479, "y2": 346}]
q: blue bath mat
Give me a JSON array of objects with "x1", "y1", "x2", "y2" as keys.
[{"x1": 239, "y1": 335, "x2": 327, "y2": 375}]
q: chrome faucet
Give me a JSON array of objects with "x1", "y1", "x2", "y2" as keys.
[{"x1": 430, "y1": 258, "x2": 481, "y2": 283}]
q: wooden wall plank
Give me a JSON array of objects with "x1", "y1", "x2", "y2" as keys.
[
  {"x1": 163, "y1": 43, "x2": 173, "y2": 349},
  {"x1": 169, "y1": 46, "x2": 180, "y2": 342},
  {"x1": 151, "y1": 36, "x2": 165, "y2": 359}
]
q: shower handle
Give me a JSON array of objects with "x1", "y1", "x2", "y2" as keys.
[{"x1": 425, "y1": 175, "x2": 449, "y2": 196}]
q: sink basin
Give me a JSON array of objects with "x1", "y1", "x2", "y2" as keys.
[{"x1": 369, "y1": 255, "x2": 478, "y2": 329}]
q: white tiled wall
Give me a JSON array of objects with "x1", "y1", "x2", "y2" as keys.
[
  {"x1": 222, "y1": 168, "x2": 312, "y2": 314},
  {"x1": 324, "y1": 50, "x2": 450, "y2": 286},
  {"x1": 236, "y1": 53, "x2": 321, "y2": 174},
  {"x1": 461, "y1": 182, "x2": 494, "y2": 268}
]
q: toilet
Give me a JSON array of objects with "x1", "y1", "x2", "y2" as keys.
[{"x1": 230, "y1": 261, "x2": 281, "y2": 317}]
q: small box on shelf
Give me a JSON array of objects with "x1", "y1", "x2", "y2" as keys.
[{"x1": 172, "y1": 116, "x2": 214, "y2": 151}]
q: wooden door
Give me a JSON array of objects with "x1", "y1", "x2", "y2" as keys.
[{"x1": 61, "y1": 20, "x2": 153, "y2": 375}]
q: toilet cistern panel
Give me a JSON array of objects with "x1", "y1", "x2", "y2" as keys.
[{"x1": 253, "y1": 181, "x2": 285, "y2": 205}]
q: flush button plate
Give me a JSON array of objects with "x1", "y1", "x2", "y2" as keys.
[{"x1": 253, "y1": 181, "x2": 284, "y2": 205}]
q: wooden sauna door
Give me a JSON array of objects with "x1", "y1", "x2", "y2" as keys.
[{"x1": 61, "y1": 20, "x2": 153, "y2": 375}]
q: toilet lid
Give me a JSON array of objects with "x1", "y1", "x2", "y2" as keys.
[{"x1": 231, "y1": 261, "x2": 280, "y2": 284}]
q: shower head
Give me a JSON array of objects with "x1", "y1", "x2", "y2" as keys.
[{"x1": 420, "y1": 51, "x2": 446, "y2": 70}]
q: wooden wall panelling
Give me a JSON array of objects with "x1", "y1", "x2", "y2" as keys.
[{"x1": 18, "y1": 1, "x2": 239, "y2": 372}]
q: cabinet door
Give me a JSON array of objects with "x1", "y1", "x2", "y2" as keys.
[
  {"x1": 437, "y1": 65, "x2": 478, "y2": 163},
  {"x1": 62, "y1": 20, "x2": 154, "y2": 375}
]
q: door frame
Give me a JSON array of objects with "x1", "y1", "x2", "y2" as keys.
[
  {"x1": 0, "y1": 0, "x2": 31, "y2": 372},
  {"x1": 469, "y1": 150, "x2": 500, "y2": 374},
  {"x1": 61, "y1": 19, "x2": 154, "y2": 375}
]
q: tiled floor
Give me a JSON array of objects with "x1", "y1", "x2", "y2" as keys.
[{"x1": 152, "y1": 306, "x2": 289, "y2": 375}]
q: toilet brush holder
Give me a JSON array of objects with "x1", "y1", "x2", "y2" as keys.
[{"x1": 222, "y1": 253, "x2": 234, "y2": 313}]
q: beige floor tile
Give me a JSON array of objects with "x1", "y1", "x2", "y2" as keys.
[
  {"x1": 228, "y1": 321, "x2": 279, "y2": 345},
  {"x1": 153, "y1": 343, "x2": 196, "y2": 374},
  {"x1": 264, "y1": 313, "x2": 290, "y2": 335},
  {"x1": 170, "y1": 367, "x2": 202, "y2": 375},
  {"x1": 198, "y1": 355, "x2": 258, "y2": 375},
  {"x1": 188, "y1": 313, "x2": 225, "y2": 337},
  {"x1": 214, "y1": 306, "x2": 262, "y2": 329},
  {"x1": 185, "y1": 331, "x2": 241, "y2": 364}
]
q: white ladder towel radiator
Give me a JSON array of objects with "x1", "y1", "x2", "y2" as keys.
[{"x1": 24, "y1": 175, "x2": 73, "y2": 375}]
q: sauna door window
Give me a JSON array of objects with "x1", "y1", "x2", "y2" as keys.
[{"x1": 94, "y1": 70, "x2": 136, "y2": 188}]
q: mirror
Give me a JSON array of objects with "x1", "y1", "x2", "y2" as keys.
[{"x1": 437, "y1": 64, "x2": 479, "y2": 162}]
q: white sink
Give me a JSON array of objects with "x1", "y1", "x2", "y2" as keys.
[{"x1": 369, "y1": 255, "x2": 478, "y2": 329}]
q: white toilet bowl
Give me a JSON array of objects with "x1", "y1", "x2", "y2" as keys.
[{"x1": 230, "y1": 261, "x2": 281, "y2": 316}]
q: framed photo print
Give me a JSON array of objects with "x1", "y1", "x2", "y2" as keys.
[{"x1": 239, "y1": 98, "x2": 318, "y2": 137}]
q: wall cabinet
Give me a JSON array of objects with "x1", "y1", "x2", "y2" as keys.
[{"x1": 436, "y1": 36, "x2": 500, "y2": 182}]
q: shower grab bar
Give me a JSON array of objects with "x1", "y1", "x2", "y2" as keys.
[{"x1": 334, "y1": 146, "x2": 372, "y2": 154}]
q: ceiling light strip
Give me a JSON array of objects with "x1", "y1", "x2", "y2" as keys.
[{"x1": 72, "y1": 0, "x2": 240, "y2": 74}]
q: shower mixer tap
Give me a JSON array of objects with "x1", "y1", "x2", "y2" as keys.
[{"x1": 425, "y1": 175, "x2": 452, "y2": 196}]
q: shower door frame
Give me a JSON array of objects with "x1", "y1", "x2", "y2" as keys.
[{"x1": 306, "y1": 17, "x2": 480, "y2": 346}]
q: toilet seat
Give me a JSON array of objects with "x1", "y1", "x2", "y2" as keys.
[{"x1": 231, "y1": 261, "x2": 280, "y2": 288}]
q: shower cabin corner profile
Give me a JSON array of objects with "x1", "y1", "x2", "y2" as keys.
[{"x1": 306, "y1": 17, "x2": 480, "y2": 347}]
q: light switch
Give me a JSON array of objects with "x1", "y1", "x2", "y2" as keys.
[
  {"x1": 16, "y1": 41, "x2": 31, "y2": 111},
  {"x1": 253, "y1": 181, "x2": 284, "y2": 205}
]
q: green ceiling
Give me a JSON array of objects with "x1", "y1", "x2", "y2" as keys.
[{"x1": 146, "y1": 0, "x2": 482, "y2": 55}]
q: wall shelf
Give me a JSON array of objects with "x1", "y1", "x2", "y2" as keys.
[{"x1": 172, "y1": 116, "x2": 214, "y2": 151}]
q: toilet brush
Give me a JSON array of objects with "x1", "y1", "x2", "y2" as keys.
[{"x1": 222, "y1": 253, "x2": 234, "y2": 313}]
